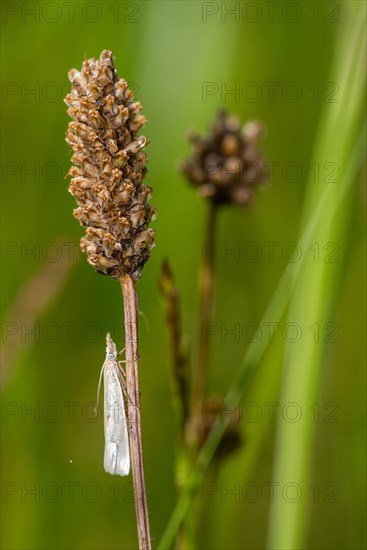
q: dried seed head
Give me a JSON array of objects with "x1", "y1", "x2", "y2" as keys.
[
  {"x1": 181, "y1": 110, "x2": 267, "y2": 207},
  {"x1": 65, "y1": 50, "x2": 156, "y2": 280}
]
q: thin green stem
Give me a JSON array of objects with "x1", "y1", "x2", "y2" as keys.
[
  {"x1": 191, "y1": 202, "x2": 217, "y2": 436},
  {"x1": 178, "y1": 203, "x2": 217, "y2": 549}
]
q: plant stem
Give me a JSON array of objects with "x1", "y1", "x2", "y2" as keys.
[
  {"x1": 158, "y1": 125, "x2": 365, "y2": 549},
  {"x1": 120, "y1": 274, "x2": 151, "y2": 550},
  {"x1": 178, "y1": 203, "x2": 217, "y2": 549},
  {"x1": 191, "y1": 202, "x2": 217, "y2": 434}
]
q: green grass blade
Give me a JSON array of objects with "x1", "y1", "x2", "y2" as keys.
[{"x1": 267, "y1": 6, "x2": 366, "y2": 549}]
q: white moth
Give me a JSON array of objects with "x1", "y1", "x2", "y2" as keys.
[{"x1": 97, "y1": 333, "x2": 130, "y2": 476}]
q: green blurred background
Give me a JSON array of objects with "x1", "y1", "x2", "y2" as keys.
[{"x1": 1, "y1": 1, "x2": 365, "y2": 549}]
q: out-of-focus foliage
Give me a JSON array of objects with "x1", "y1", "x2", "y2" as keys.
[{"x1": 1, "y1": 1, "x2": 365, "y2": 549}]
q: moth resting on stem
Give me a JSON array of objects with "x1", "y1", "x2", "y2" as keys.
[{"x1": 96, "y1": 333, "x2": 130, "y2": 477}]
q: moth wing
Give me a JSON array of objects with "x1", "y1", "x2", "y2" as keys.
[{"x1": 103, "y1": 362, "x2": 130, "y2": 476}]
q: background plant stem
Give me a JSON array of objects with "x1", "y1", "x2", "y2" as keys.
[
  {"x1": 120, "y1": 274, "x2": 151, "y2": 550},
  {"x1": 158, "y1": 124, "x2": 366, "y2": 549},
  {"x1": 192, "y1": 202, "x2": 217, "y2": 432},
  {"x1": 177, "y1": 203, "x2": 218, "y2": 549}
]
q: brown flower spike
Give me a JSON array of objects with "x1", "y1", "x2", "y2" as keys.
[
  {"x1": 182, "y1": 110, "x2": 266, "y2": 207},
  {"x1": 65, "y1": 50, "x2": 156, "y2": 280}
]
